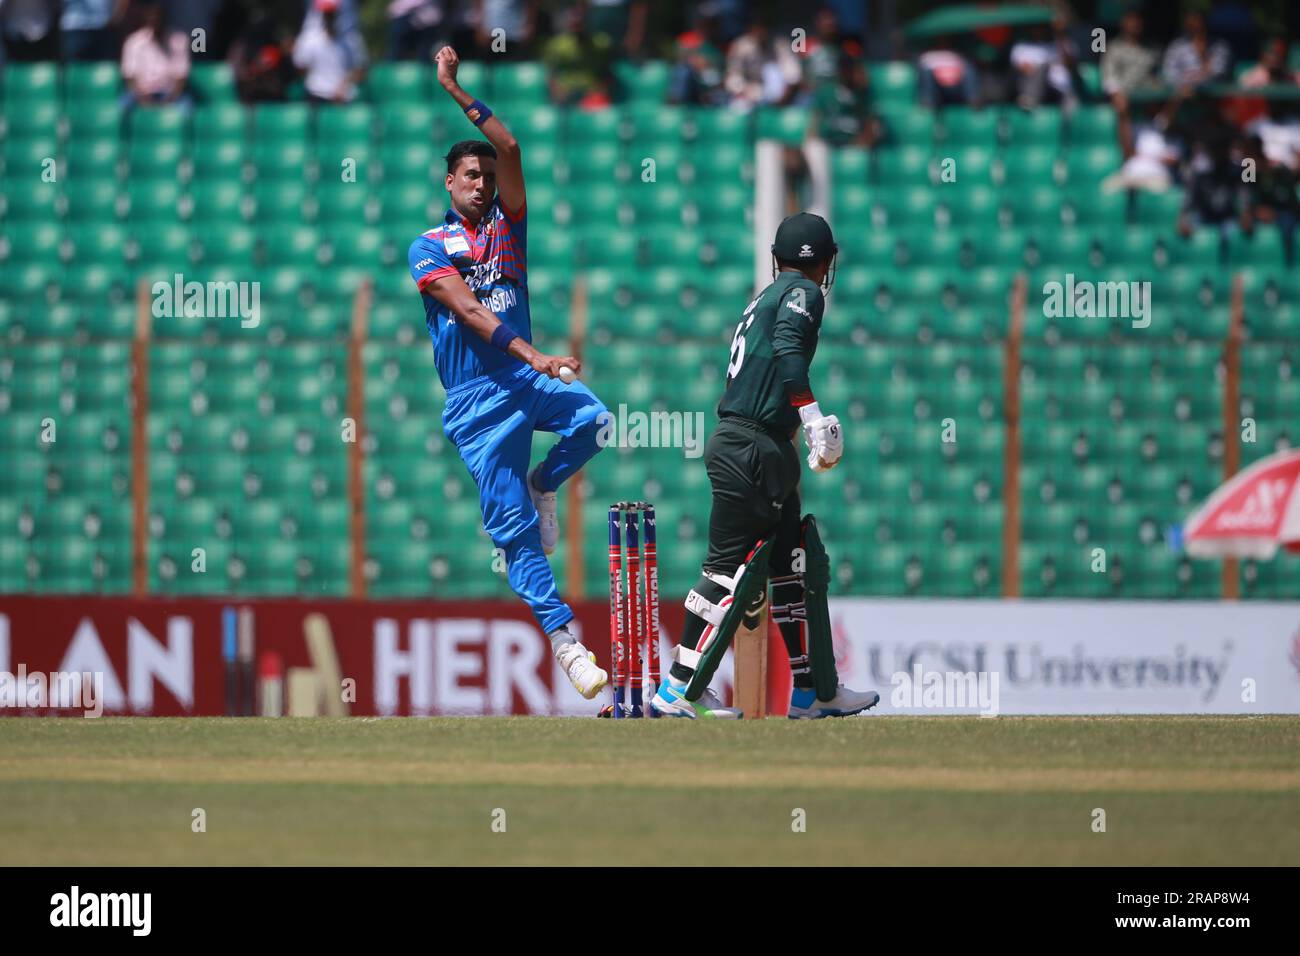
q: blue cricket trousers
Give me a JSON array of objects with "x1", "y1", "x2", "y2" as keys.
[{"x1": 442, "y1": 364, "x2": 607, "y2": 633}]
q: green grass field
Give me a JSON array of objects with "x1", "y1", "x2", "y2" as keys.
[{"x1": 1, "y1": 716, "x2": 1297, "y2": 866}]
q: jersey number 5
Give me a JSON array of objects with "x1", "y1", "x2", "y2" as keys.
[{"x1": 727, "y1": 298, "x2": 760, "y2": 381}]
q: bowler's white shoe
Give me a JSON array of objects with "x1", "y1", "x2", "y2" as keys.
[
  {"x1": 556, "y1": 642, "x2": 607, "y2": 699},
  {"x1": 787, "y1": 685, "x2": 880, "y2": 719},
  {"x1": 528, "y1": 466, "x2": 559, "y2": 555}
]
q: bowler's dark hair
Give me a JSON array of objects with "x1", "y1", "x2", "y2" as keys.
[{"x1": 445, "y1": 140, "x2": 497, "y2": 174}]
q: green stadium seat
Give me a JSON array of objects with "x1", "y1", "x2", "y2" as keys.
[
  {"x1": 188, "y1": 62, "x2": 236, "y2": 103},
  {"x1": 756, "y1": 107, "x2": 807, "y2": 146},
  {"x1": 1066, "y1": 189, "x2": 1127, "y2": 226},
  {"x1": 66, "y1": 100, "x2": 122, "y2": 138},
  {"x1": 1066, "y1": 105, "x2": 1118, "y2": 145},
  {"x1": 253, "y1": 103, "x2": 312, "y2": 140},
  {"x1": 194, "y1": 103, "x2": 247, "y2": 143},
  {"x1": 1132, "y1": 189, "x2": 1185, "y2": 227},
  {"x1": 1, "y1": 177, "x2": 61, "y2": 223},
  {"x1": 3, "y1": 96, "x2": 59, "y2": 136},
  {"x1": 64, "y1": 61, "x2": 121, "y2": 103},
  {"x1": 4, "y1": 134, "x2": 58, "y2": 178},
  {"x1": 250, "y1": 140, "x2": 310, "y2": 179},
  {"x1": 1, "y1": 222, "x2": 64, "y2": 266},
  {"x1": 129, "y1": 106, "x2": 188, "y2": 141},
  {"x1": 1059, "y1": 144, "x2": 1122, "y2": 185},
  {"x1": 870, "y1": 62, "x2": 918, "y2": 105},
  {"x1": 935, "y1": 109, "x2": 999, "y2": 146},
  {"x1": 323, "y1": 225, "x2": 384, "y2": 267},
  {"x1": 252, "y1": 179, "x2": 311, "y2": 222},
  {"x1": 564, "y1": 110, "x2": 625, "y2": 156},
  {"x1": 127, "y1": 137, "x2": 186, "y2": 179},
  {"x1": 684, "y1": 106, "x2": 750, "y2": 143},
  {"x1": 998, "y1": 146, "x2": 1059, "y2": 185},
  {"x1": 125, "y1": 178, "x2": 184, "y2": 220},
  {"x1": 873, "y1": 145, "x2": 933, "y2": 185},
  {"x1": 191, "y1": 138, "x2": 245, "y2": 182},
  {"x1": 378, "y1": 103, "x2": 436, "y2": 142},
  {"x1": 615, "y1": 60, "x2": 671, "y2": 102},
  {"x1": 65, "y1": 137, "x2": 121, "y2": 180},
  {"x1": 131, "y1": 223, "x2": 195, "y2": 266},
  {"x1": 3, "y1": 63, "x2": 58, "y2": 104},
  {"x1": 490, "y1": 61, "x2": 548, "y2": 106},
  {"x1": 1001, "y1": 107, "x2": 1062, "y2": 145},
  {"x1": 379, "y1": 141, "x2": 438, "y2": 184},
  {"x1": 318, "y1": 103, "x2": 375, "y2": 141},
  {"x1": 367, "y1": 62, "x2": 431, "y2": 103},
  {"x1": 189, "y1": 179, "x2": 249, "y2": 223},
  {"x1": 879, "y1": 107, "x2": 934, "y2": 146}
]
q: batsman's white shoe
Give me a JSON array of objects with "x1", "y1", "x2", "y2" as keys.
[
  {"x1": 528, "y1": 466, "x2": 559, "y2": 555},
  {"x1": 650, "y1": 678, "x2": 743, "y2": 719},
  {"x1": 556, "y1": 642, "x2": 607, "y2": 700},
  {"x1": 787, "y1": 685, "x2": 880, "y2": 719}
]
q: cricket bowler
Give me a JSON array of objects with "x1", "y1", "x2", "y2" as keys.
[
  {"x1": 652, "y1": 213, "x2": 880, "y2": 719},
  {"x1": 408, "y1": 47, "x2": 609, "y2": 700}
]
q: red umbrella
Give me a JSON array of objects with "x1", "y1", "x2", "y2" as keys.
[{"x1": 1184, "y1": 449, "x2": 1300, "y2": 559}]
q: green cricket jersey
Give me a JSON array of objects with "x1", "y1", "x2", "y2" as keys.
[{"x1": 716, "y1": 271, "x2": 824, "y2": 435}]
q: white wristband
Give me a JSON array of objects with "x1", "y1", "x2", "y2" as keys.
[{"x1": 798, "y1": 402, "x2": 823, "y2": 426}]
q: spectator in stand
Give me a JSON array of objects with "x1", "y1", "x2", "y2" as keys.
[
  {"x1": 293, "y1": 0, "x2": 366, "y2": 104},
  {"x1": 473, "y1": 0, "x2": 537, "y2": 59},
  {"x1": 800, "y1": 50, "x2": 879, "y2": 218},
  {"x1": 229, "y1": 7, "x2": 294, "y2": 103},
  {"x1": 542, "y1": 2, "x2": 613, "y2": 107},
  {"x1": 1162, "y1": 11, "x2": 1231, "y2": 89},
  {"x1": 802, "y1": 7, "x2": 858, "y2": 95},
  {"x1": 1240, "y1": 37, "x2": 1300, "y2": 88},
  {"x1": 1240, "y1": 134, "x2": 1299, "y2": 263},
  {"x1": 724, "y1": 14, "x2": 799, "y2": 111},
  {"x1": 970, "y1": 16, "x2": 1013, "y2": 104},
  {"x1": 808, "y1": 52, "x2": 880, "y2": 149},
  {"x1": 917, "y1": 34, "x2": 979, "y2": 108},
  {"x1": 1226, "y1": 37, "x2": 1300, "y2": 130},
  {"x1": 1101, "y1": 7, "x2": 1158, "y2": 157},
  {"x1": 1009, "y1": 18, "x2": 1078, "y2": 111},
  {"x1": 120, "y1": 1, "x2": 191, "y2": 110},
  {"x1": 298, "y1": 0, "x2": 363, "y2": 57},
  {"x1": 2, "y1": 0, "x2": 58, "y2": 62},
  {"x1": 61, "y1": 0, "x2": 126, "y2": 62},
  {"x1": 669, "y1": 10, "x2": 726, "y2": 106},
  {"x1": 388, "y1": 0, "x2": 450, "y2": 62},
  {"x1": 586, "y1": 0, "x2": 646, "y2": 58},
  {"x1": 1177, "y1": 135, "x2": 1248, "y2": 249},
  {"x1": 1159, "y1": 10, "x2": 1231, "y2": 129}
]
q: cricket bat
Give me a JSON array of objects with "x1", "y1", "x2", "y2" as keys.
[{"x1": 733, "y1": 600, "x2": 769, "y2": 719}]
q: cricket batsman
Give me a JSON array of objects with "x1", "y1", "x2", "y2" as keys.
[
  {"x1": 652, "y1": 213, "x2": 880, "y2": 719},
  {"x1": 408, "y1": 47, "x2": 609, "y2": 700}
]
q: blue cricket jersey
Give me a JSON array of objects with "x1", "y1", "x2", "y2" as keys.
[{"x1": 407, "y1": 197, "x2": 530, "y2": 391}]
